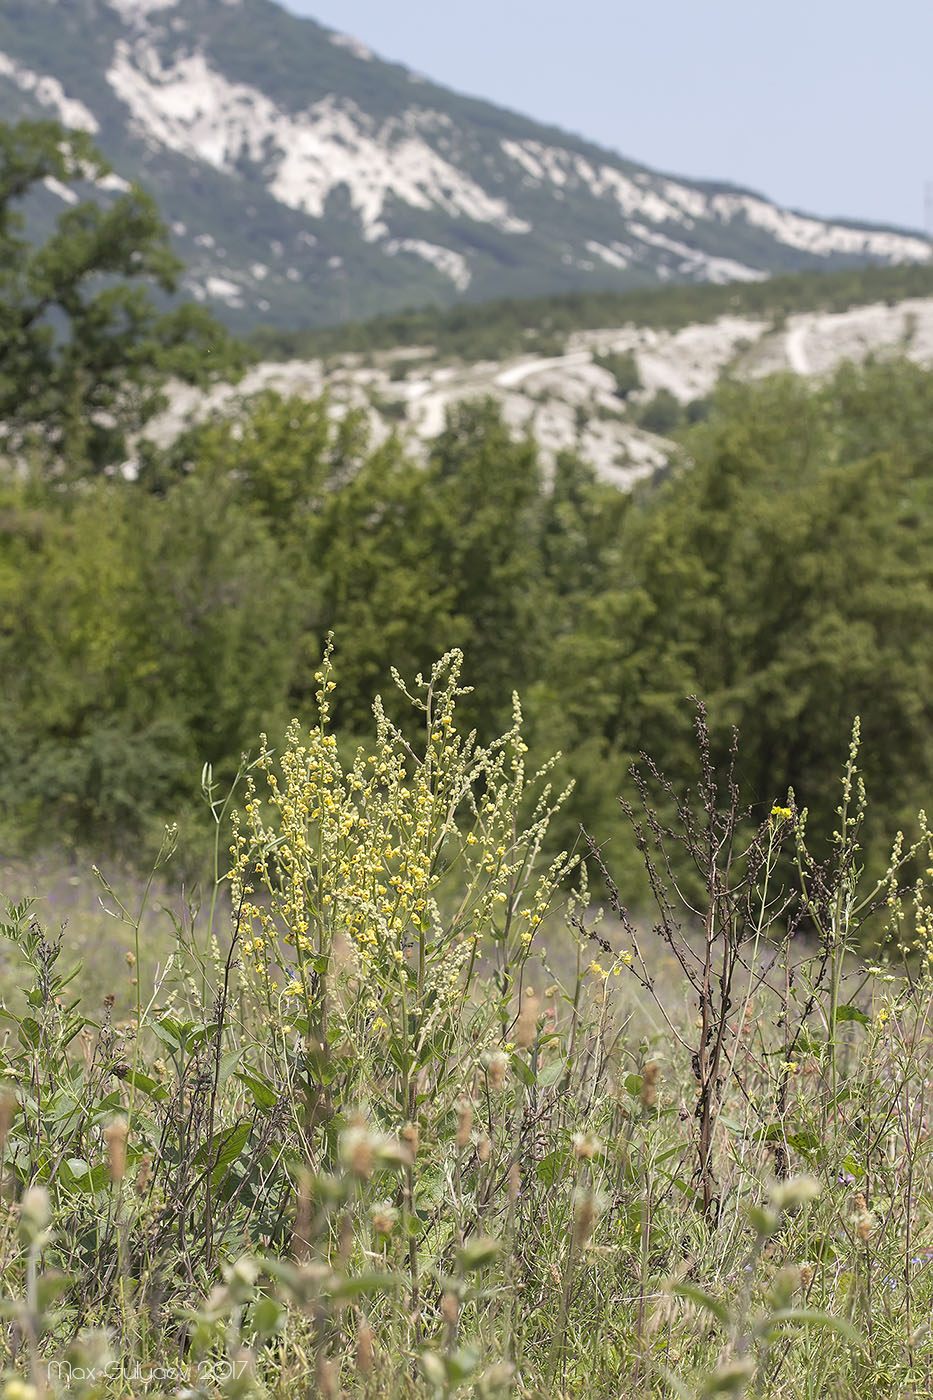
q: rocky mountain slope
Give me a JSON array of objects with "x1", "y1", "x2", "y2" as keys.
[
  {"x1": 147, "y1": 292, "x2": 933, "y2": 486},
  {"x1": 0, "y1": 0, "x2": 929, "y2": 327}
]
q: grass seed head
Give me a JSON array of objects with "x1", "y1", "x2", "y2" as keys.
[
  {"x1": 456, "y1": 1098, "x2": 474, "y2": 1149},
  {"x1": 19, "y1": 1185, "x2": 51, "y2": 1243},
  {"x1": 483, "y1": 1050, "x2": 508, "y2": 1091},
  {"x1": 0, "y1": 1093, "x2": 15, "y2": 1154},
  {"x1": 516, "y1": 988, "x2": 540, "y2": 1048},
  {"x1": 104, "y1": 1118, "x2": 127, "y2": 1183},
  {"x1": 852, "y1": 1191, "x2": 874, "y2": 1242},
  {"x1": 293, "y1": 1170, "x2": 313, "y2": 1260},
  {"x1": 641, "y1": 1062, "x2": 661, "y2": 1108},
  {"x1": 134, "y1": 1153, "x2": 152, "y2": 1196},
  {"x1": 355, "y1": 1319, "x2": 374, "y2": 1376},
  {"x1": 340, "y1": 1120, "x2": 375, "y2": 1179}
]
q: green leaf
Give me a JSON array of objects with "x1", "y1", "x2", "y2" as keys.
[
  {"x1": 509, "y1": 1053, "x2": 535, "y2": 1087},
  {"x1": 218, "y1": 1048, "x2": 245, "y2": 1085},
  {"x1": 537, "y1": 1059, "x2": 564, "y2": 1088},
  {"x1": 120, "y1": 1069, "x2": 166, "y2": 1102},
  {"x1": 445, "y1": 1346, "x2": 481, "y2": 1383},
  {"x1": 251, "y1": 1296, "x2": 284, "y2": 1336},
  {"x1": 194, "y1": 1120, "x2": 252, "y2": 1183},
  {"x1": 834, "y1": 1005, "x2": 871, "y2": 1027},
  {"x1": 18, "y1": 1018, "x2": 41, "y2": 1049},
  {"x1": 672, "y1": 1283, "x2": 731, "y2": 1327},
  {"x1": 765, "y1": 1307, "x2": 863, "y2": 1346},
  {"x1": 457, "y1": 1236, "x2": 501, "y2": 1271},
  {"x1": 786, "y1": 1131, "x2": 822, "y2": 1156},
  {"x1": 60, "y1": 1158, "x2": 110, "y2": 1193},
  {"x1": 150, "y1": 1017, "x2": 187, "y2": 1051},
  {"x1": 235, "y1": 1070, "x2": 279, "y2": 1110},
  {"x1": 330, "y1": 1271, "x2": 404, "y2": 1300},
  {"x1": 536, "y1": 1148, "x2": 569, "y2": 1188},
  {"x1": 36, "y1": 1271, "x2": 74, "y2": 1310}
]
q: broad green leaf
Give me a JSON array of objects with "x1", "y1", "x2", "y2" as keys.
[
  {"x1": 672, "y1": 1282, "x2": 731, "y2": 1327},
  {"x1": 120, "y1": 1069, "x2": 166, "y2": 1102},
  {"x1": 834, "y1": 1005, "x2": 871, "y2": 1027},
  {"x1": 537, "y1": 1059, "x2": 564, "y2": 1087},
  {"x1": 235, "y1": 1070, "x2": 279, "y2": 1110},
  {"x1": 766, "y1": 1307, "x2": 863, "y2": 1346}
]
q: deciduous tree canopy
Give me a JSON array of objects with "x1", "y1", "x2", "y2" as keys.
[{"x1": 0, "y1": 119, "x2": 241, "y2": 476}]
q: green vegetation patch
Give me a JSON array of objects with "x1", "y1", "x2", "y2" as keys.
[{"x1": 252, "y1": 261, "x2": 933, "y2": 365}]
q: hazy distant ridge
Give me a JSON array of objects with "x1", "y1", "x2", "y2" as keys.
[{"x1": 0, "y1": 0, "x2": 928, "y2": 326}]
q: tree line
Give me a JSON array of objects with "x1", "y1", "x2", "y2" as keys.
[{"x1": 1, "y1": 118, "x2": 931, "y2": 890}]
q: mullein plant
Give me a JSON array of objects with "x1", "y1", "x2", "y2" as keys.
[{"x1": 228, "y1": 642, "x2": 576, "y2": 1137}]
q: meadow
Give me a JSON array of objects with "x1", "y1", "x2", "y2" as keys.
[{"x1": 1, "y1": 652, "x2": 931, "y2": 1400}]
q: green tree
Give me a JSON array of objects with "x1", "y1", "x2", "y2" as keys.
[
  {"x1": 637, "y1": 387, "x2": 683, "y2": 435},
  {"x1": 0, "y1": 118, "x2": 241, "y2": 477},
  {"x1": 424, "y1": 399, "x2": 547, "y2": 735},
  {"x1": 592, "y1": 348, "x2": 642, "y2": 400},
  {"x1": 539, "y1": 365, "x2": 933, "y2": 875},
  {"x1": 0, "y1": 471, "x2": 299, "y2": 850}
]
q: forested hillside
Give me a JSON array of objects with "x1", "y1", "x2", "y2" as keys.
[
  {"x1": 4, "y1": 362, "x2": 932, "y2": 890},
  {"x1": 253, "y1": 260, "x2": 933, "y2": 364}
]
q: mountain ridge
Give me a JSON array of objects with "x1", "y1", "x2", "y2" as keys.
[{"x1": 0, "y1": 0, "x2": 929, "y2": 327}]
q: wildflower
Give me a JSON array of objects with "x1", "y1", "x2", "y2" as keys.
[
  {"x1": 770, "y1": 805, "x2": 793, "y2": 822},
  {"x1": 588, "y1": 960, "x2": 608, "y2": 980},
  {"x1": 572, "y1": 1131, "x2": 603, "y2": 1160}
]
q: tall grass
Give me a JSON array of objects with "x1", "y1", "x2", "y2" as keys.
[{"x1": 0, "y1": 654, "x2": 931, "y2": 1399}]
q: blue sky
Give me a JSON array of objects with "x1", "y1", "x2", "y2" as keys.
[{"x1": 279, "y1": 0, "x2": 931, "y2": 231}]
